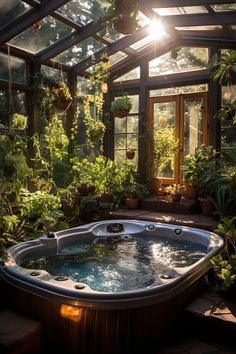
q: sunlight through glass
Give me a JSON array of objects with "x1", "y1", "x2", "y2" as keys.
[{"x1": 148, "y1": 20, "x2": 166, "y2": 40}]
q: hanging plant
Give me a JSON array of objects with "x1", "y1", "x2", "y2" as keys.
[
  {"x1": 111, "y1": 95, "x2": 132, "y2": 118},
  {"x1": 11, "y1": 113, "x2": 28, "y2": 130},
  {"x1": 107, "y1": 0, "x2": 139, "y2": 35}
]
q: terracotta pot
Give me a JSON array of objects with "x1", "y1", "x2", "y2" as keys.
[
  {"x1": 171, "y1": 194, "x2": 182, "y2": 203},
  {"x1": 125, "y1": 197, "x2": 139, "y2": 209},
  {"x1": 55, "y1": 100, "x2": 72, "y2": 112},
  {"x1": 114, "y1": 109, "x2": 130, "y2": 118},
  {"x1": 114, "y1": 16, "x2": 138, "y2": 35},
  {"x1": 126, "y1": 150, "x2": 135, "y2": 159},
  {"x1": 87, "y1": 186, "x2": 96, "y2": 195},
  {"x1": 184, "y1": 184, "x2": 198, "y2": 199},
  {"x1": 100, "y1": 193, "x2": 113, "y2": 203},
  {"x1": 77, "y1": 185, "x2": 88, "y2": 196},
  {"x1": 198, "y1": 197, "x2": 216, "y2": 216}
]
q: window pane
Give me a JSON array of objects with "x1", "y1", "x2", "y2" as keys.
[
  {"x1": 127, "y1": 116, "x2": 139, "y2": 133},
  {"x1": 130, "y1": 95, "x2": 139, "y2": 113},
  {"x1": 153, "y1": 6, "x2": 207, "y2": 16},
  {"x1": 115, "y1": 134, "x2": 126, "y2": 149},
  {"x1": 0, "y1": 52, "x2": 26, "y2": 84},
  {"x1": 211, "y1": 4, "x2": 236, "y2": 11},
  {"x1": 149, "y1": 47, "x2": 208, "y2": 77},
  {"x1": 0, "y1": 89, "x2": 26, "y2": 127},
  {"x1": 11, "y1": 16, "x2": 74, "y2": 54},
  {"x1": 55, "y1": 38, "x2": 106, "y2": 66},
  {"x1": 149, "y1": 84, "x2": 208, "y2": 97},
  {"x1": 0, "y1": 0, "x2": 31, "y2": 31},
  {"x1": 115, "y1": 117, "x2": 126, "y2": 133},
  {"x1": 41, "y1": 66, "x2": 68, "y2": 82},
  {"x1": 114, "y1": 67, "x2": 140, "y2": 82}
]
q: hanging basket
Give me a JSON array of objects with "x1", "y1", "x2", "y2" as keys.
[
  {"x1": 54, "y1": 100, "x2": 72, "y2": 112},
  {"x1": 114, "y1": 109, "x2": 130, "y2": 118},
  {"x1": 114, "y1": 15, "x2": 139, "y2": 35},
  {"x1": 126, "y1": 150, "x2": 135, "y2": 159}
]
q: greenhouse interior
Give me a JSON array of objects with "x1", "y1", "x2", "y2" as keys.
[{"x1": 0, "y1": 1, "x2": 236, "y2": 353}]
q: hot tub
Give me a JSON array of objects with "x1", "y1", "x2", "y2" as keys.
[{"x1": 0, "y1": 220, "x2": 224, "y2": 354}]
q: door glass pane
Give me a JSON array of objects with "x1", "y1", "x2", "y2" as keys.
[
  {"x1": 153, "y1": 102, "x2": 176, "y2": 178},
  {"x1": 183, "y1": 98, "x2": 204, "y2": 158}
]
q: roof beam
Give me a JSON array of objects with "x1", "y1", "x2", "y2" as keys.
[
  {"x1": 72, "y1": 26, "x2": 150, "y2": 74},
  {"x1": 139, "y1": 0, "x2": 236, "y2": 8},
  {"x1": 36, "y1": 18, "x2": 108, "y2": 63},
  {"x1": 0, "y1": 0, "x2": 71, "y2": 46},
  {"x1": 159, "y1": 12, "x2": 236, "y2": 28}
]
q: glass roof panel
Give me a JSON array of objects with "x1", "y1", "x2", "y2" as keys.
[
  {"x1": 97, "y1": 27, "x2": 125, "y2": 42},
  {"x1": 175, "y1": 25, "x2": 222, "y2": 31},
  {"x1": 114, "y1": 67, "x2": 140, "y2": 82},
  {"x1": 211, "y1": 4, "x2": 236, "y2": 11},
  {"x1": 138, "y1": 12, "x2": 151, "y2": 26},
  {"x1": 153, "y1": 6, "x2": 207, "y2": 16},
  {"x1": 59, "y1": 0, "x2": 110, "y2": 25},
  {"x1": 10, "y1": 16, "x2": 74, "y2": 54},
  {"x1": 55, "y1": 38, "x2": 106, "y2": 66},
  {"x1": 109, "y1": 52, "x2": 127, "y2": 66},
  {"x1": 0, "y1": 0, "x2": 31, "y2": 31}
]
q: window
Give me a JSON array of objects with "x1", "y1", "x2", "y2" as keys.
[
  {"x1": 113, "y1": 67, "x2": 140, "y2": 82},
  {"x1": 114, "y1": 95, "x2": 139, "y2": 169},
  {"x1": 0, "y1": 52, "x2": 26, "y2": 84},
  {"x1": 149, "y1": 47, "x2": 208, "y2": 77}
]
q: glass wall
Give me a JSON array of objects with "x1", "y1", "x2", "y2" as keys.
[{"x1": 149, "y1": 47, "x2": 208, "y2": 77}]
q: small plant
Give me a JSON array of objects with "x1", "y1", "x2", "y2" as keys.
[
  {"x1": 165, "y1": 184, "x2": 182, "y2": 196},
  {"x1": 211, "y1": 254, "x2": 236, "y2": 290},
  {"x1": 111, "y1": 95, "x2": 132, "y2": 117},
  {"x1": 124, "y1": 182, "x2": 148, "y2": 199},
  {"x1": 11, "y1": 113, "x2": 28, "y2": 129}
]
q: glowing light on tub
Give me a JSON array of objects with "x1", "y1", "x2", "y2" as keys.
[{"x1": 60, "y1": 305, "x2": 83, "y2": 322}]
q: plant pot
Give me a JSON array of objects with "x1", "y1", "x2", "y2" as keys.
[
  {"x1": 198, "y1": 196, "x2": 216, "y2": 216},
  {"x1": 125, "y1": 197, "x2": 139, "y2": 209},
  {"x1": 171, "y1": 194, "x2": 182, "y2": 203},
  {"x1": 184, "y1": 184, "x2": 198, "y2": 199},
  {"x1": 100, "y1": 209, "x2": 111, "y2": 219},
  {"x1": 114, "y1": 15, "x2": 139, "y2": 35},
  {"x1": 87, "y1": 186, "x2": 96, "y2": 195},
  {"x1": 126, "y1": 150, "x2": 135, "y2": 159},
  {"x1": 77, "y1": 185, "x2": 88, "y2": 196},
  {"x1": 114, "y1": 109, "x2": 130, "y2": 118},
  {"x1": 54, "y1": 100, "x2": 72, "y2": 112},
  {"x1": 100, "y1": 193, "x2": 113, "y2": 203}
]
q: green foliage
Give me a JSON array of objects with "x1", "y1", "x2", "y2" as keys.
[
  {"x1": 211, "y1": 254, "x2": 236, "y2": 290},
  {"x1": 123, "y1": 182, "x2": 148, "y2": 199},
  {"x1": 19, "y1": 190, "x2": 62, "y2": 219},
  {"x1": 215, "y1": 217, "x2": 236, "y2": 256},
  {"x1": 79, "y1": 196, "x2": 98, "y2": 214},
  {"x1": 183, "y1": 145, "x2": 217, "y2": 187},
  {"x1": 11, "y1": 113, "x2": 28, "y2": 129},
  {"x1": 153, "y1": 127, "x2": 178, "y2": 176},
  {"x1": 111, "y1": 95, "x2": 132, "y2": 113}
]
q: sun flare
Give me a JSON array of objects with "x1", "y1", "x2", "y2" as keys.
[{"x1": 148, "y1": 20, "x2": 167, "y2": 40}]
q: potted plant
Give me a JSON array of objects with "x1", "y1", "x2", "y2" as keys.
[
  {"x1": 126, "y1": 138, "x2": 137, "y2": 160},
  {"x1": 79, "y1": 196, "x2": 98, "y2": 222},
  {"x1": 124, "y1": 182, "x2": 148, "y2": 209},
  {"x1": 183, "y1": 145, "x2": 217, "y2": 200},
  {"x1": 52, "y1": 81, "x2": 72, "y2": 112},
  {"x1": 111, "y1": 95, "x2": 132, "y2": 118},
  {"x1": 107, "y1": 0, "x2": 139, "y2": 35},
  {"x1": 99, "y1": 202, "x2": 113, "y2": 219},
  {"x1": 11, "y1": 113, "x2": 28, "y2": 130},
  {"x1": 165, "y1": 184, "x2": 183, "y2": 202}
]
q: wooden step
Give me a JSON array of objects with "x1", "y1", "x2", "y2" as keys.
[
  {"x1": 140, "y1": 195, "x2": 200, "y2": 214},
  {"x1": 184, "y1": 290, "x2": 236, "y2": 334},
  {"x1": 0, "y1": 309, "x2": 43, "y2": 354}
]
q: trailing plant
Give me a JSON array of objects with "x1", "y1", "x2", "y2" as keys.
[{"x1": 11, "y1": 113, "x2": 28, "y2": 129}]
